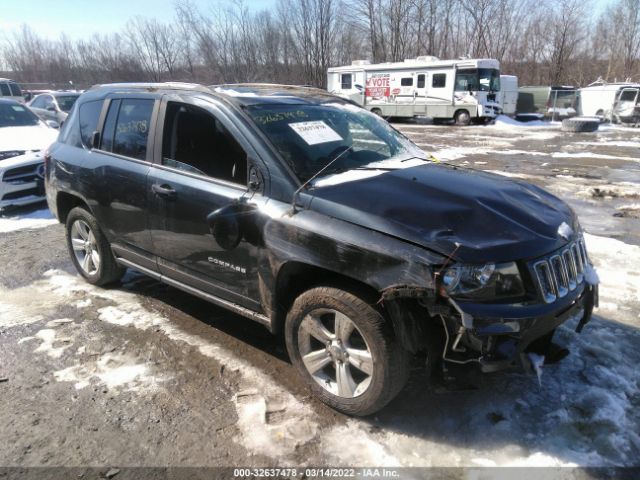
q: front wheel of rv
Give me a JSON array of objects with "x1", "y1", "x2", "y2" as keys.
[{"x1": 454, "y1": 110, "x2": 471, "y2": 126}]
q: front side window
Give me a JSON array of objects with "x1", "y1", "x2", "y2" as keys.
[
  {"x1": 0, "y1": 102, "x2": 40, "y2": 127},
  {"x1": 79, "y1": 100, "x2": 104, "y2": 148},
  {"x1": 401, "y1": 77, "x2": 413, "y2": 87},
  {"x1": 245, "y1": 102, "x2": 423, "y2": 184},
  {"x1": 619, "y1": 89, "x2": 638, "y2": 102},
  {"x1": 110, "y1": 99, "x2": 153, "y2": 160},
  {"x1": 341, "y1": 74, "x2": 352, "y2": 90},
  {"x1": 432, "y1": 74, "x2": 446, "y2": 88},
  {"x1": 162, "y1": 102, "x2": 247, "y2": 185}
]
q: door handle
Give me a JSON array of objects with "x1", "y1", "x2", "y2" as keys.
[{"x1": 152, "y1": 183, "x2": 177, "y2": 199}]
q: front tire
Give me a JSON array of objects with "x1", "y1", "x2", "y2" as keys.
[
  {"x1": 454, "y1": 109, "x2": 471, "y2": 126},
  {"x1": 65, "y1": 207, "x2": 125, "y2": 286},
  {"x1": 285, "y1": 287, "x2": 410, "y2": 416}
]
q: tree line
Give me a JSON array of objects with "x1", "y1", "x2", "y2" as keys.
[{"x1": 1, "y1": 0, "x2": 639, "y2": 90}]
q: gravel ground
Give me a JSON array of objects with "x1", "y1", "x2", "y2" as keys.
[{"x1": 1, "y1": 118, "x2": 639, "y2": 474}]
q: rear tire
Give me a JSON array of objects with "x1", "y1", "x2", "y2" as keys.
[
  {"x1": 285, "y1": 286, "x2": 410, "y2": 416},
  {"x1": 65, "y1": 207, "x2": 125, "y2": 286}
]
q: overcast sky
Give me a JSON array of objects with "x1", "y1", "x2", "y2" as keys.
[{"x1": 0, "y1": 0, "x2": 275, "y2": 40}]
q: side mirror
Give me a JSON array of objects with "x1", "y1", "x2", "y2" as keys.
[
  {"x1": 89, "y1": 130, "x2": 100, "y2": 149},
  {"x1": 248, "y1": 166, "x2": 263, "y2": 192},
  {"x1": 46, "y1": 105, "x2": 56, "y2": 112},
  {"x1": 46, "y1": 120, "x2": 60, "y2": 129},
  {"x1": 207, "y1": 204, "x2": 243, "y2": 251}
]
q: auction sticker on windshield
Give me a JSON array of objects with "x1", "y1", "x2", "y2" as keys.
[{"x1": 289, "y1": 120, "x2": 342, "y2": 145}]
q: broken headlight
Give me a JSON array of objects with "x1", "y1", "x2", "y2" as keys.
[{"x1": 440, "y1": 262, "x2": 525, "y2": 300}]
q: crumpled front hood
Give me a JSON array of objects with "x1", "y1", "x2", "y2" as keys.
[
  {"x1": 308, "y1": 164, "x2": 577, "y2": 263},
  {"x1": 0, "y1": 125, "x2": 58, "y2": 154}
]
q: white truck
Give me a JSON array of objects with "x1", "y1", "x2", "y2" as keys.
[
  {"x1": 327, "y1": 57, "x2": 502, "y2": 125},
  {"x1": 578, "y1": 81, "x2": 640, "y2": 123},
  {"x1": 498, "y1": 75, "x2": 518, "y2": 116}
]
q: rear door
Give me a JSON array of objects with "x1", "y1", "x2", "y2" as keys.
[
  {"x1": 147, "y1": 95, "x2": 264, "y2": 310},
  {"x1": 414, "y1": 73, "x2": 427, "y2": 114},
  {"x1": 88, "y1": 95, "x2": 159, "y2": 271}
]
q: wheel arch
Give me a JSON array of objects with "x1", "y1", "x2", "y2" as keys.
[
  {"x1": 271, "y1": 260, "x2": 381, "y2": 335},
  {"x1": 56, "y1": 191, "x2": 92, "y2": 224}
]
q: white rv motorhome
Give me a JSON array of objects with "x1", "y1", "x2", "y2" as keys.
[
  {"x1": 327, "y1": 57, "x2": 501, "y2": 125},
  {"x1": 579, "y1": 81, "x2": 640, "y2": 123}
]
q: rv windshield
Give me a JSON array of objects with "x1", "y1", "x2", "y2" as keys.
[
  {"x1": 455, "y1": 68, "x2": 500, "y2": 92},
  {"x1": 245, "y1": 102, "x2": 423, "y2": 184}
]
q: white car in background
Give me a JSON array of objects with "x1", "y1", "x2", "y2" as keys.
[{"x1": 0, "y1": 99, "x2": 59, "y2": 210}]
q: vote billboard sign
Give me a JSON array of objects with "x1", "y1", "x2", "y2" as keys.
[{"x1": 365, "y1": 73, "x2": 390, "y2": 98}]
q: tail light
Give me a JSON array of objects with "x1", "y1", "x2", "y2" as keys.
[{"x1": 44, "y1": 148, "x2": 51, "y2": 175}]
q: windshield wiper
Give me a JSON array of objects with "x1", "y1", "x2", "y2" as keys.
[{"x1": 290, "y1": 145, "x2": 354, "y2": 214}]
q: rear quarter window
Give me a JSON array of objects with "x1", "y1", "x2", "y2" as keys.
[
  {"x1": 0, "y1": 84, "x2": 10, "y2": 96},
  {"x1": 79, "y1": 100, "x2": 104, "y2": 148}
]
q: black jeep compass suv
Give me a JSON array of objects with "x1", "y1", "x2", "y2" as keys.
[{"x1": 45, "y1": 82, "x2": 598, "y2": 415}]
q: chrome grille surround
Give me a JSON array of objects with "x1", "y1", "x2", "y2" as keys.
[{"x1": 532, "y1": 236, "x2": 589, "y2": 304}]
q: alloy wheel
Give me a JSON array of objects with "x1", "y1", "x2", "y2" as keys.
[
  {"x1": 70, "y1": 219, "x2": 100, "y2": 275},
  {"x1": 297, "y1": 308, "x2": 374, "y2": 398}
]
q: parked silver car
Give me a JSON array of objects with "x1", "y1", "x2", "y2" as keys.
[
  {"x1": 0, "y1": 99, "x2": 58, "y2": 209},
  {"x1": 28, "y1": 91, "x2": 80, "y2": 125}
]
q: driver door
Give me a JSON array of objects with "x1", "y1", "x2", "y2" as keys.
[{"x1": 147, "y1": 97, "x2": 263, "y2": 310}]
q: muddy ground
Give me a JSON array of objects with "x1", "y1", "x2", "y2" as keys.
[{"x1": 1, "y1": 119, "x2": 639, "y2": 474}]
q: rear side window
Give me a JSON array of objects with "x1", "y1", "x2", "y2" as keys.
[
  {"x1": 432, "y1": 74, "x2": 446, "y2": 88},
  {"x1": 9, "y1": 83, "x2": 22, "y2": 96},
  {"x1": 31, "y1": 96, "x2": 47, "y2": 108},
  {"x1": 79, "y1": 100, "x2": 104, "y2": 148},
  {"x1": 110, "y1": 99, "x2": 154, "y2": 160},
  {"x1": 0, "y1": 84, "x2": 10, "y2": 96}
]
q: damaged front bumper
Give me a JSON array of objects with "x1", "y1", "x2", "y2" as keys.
[{"x1": 440, "y1": 281, "x2": 598, "y2": 373}]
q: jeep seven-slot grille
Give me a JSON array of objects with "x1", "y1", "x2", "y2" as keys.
[{"x1": 532, "y1": 237, "x2": 588, "y2": 303}]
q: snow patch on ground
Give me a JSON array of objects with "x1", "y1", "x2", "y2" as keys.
[
  {"x1": 321, "y1": 423, "x2": 400, "y2": 466},
  {"x1": 576, "y1": 140, "x2": 640, "y2": 148},
  {"x1": 32, "y1": 327, "x2": 72, "y2": 359},
  {"x1": 54, "y1": 352, "x2": 156, "y2": 391},
  {"x1": 485, "y1": 170, "x2": 537, "y2": 180},
  {"x1": 0, "y1": 208, "x2": 56, "y2": 233},
  {"x1": 585, "y1": 233, "x2": 640, "y2": 306},
  {"x1": 552, "y1": 152, "x2": 638, "y2": 161}
]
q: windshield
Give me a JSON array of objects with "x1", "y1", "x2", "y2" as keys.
[
  {"x1": 0, "y1": 103, "x2": 40, "y2": 128},
  {"x1": 56, "y1": 95, "x2": 79, "y2": 112},
  {"x1": 245, "y1": 102, "x2": 423, "y2": 183},
  {"x1": 455, "y1": 68, "x2": 500, "y2": 92}
]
